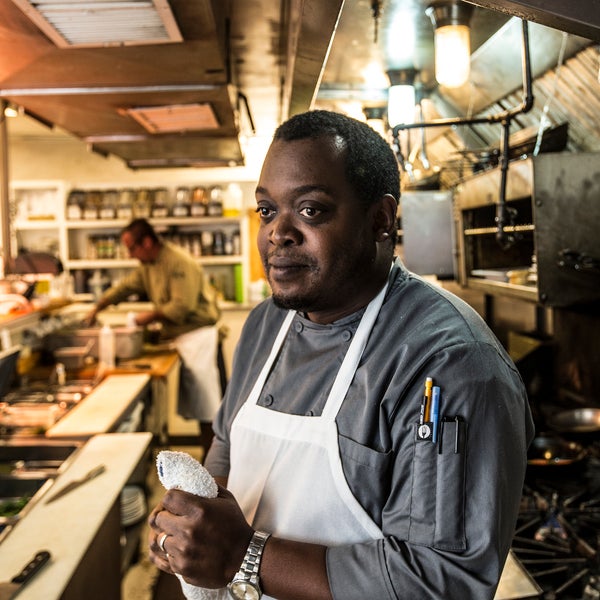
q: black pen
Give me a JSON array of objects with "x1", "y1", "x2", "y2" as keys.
[{"x1": 454, "y1": 416, "x2": 460, "y2": 453}]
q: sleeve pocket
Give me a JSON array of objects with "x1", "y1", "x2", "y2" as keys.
[{"x1": 408, "y1": 419, "x2": 467, "y2": 551}]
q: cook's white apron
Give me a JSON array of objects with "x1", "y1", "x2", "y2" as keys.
[
  {"x1": 227, "y1": 281, "x2": 389, "y2": 598},
  {"x1": 175, "y1": 325, "x2": 222, "y2": 422}
]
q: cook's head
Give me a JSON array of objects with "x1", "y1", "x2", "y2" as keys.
[
  {"x1": 256, "y1": 110, "x2": 400, "y2": 324},
  {"x1": 121, "y1": 218, "x2": 161, "y2": 263}
]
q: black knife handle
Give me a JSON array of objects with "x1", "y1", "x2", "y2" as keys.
[{"x1": 12, "y1": 551, "x2": 51, "y2": 584}]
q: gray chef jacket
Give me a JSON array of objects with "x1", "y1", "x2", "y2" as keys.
[{"x1": 206, "y1": 259, "x2": 535, "y2": 599}]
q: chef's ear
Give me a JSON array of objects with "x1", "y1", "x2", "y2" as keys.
[{"x1": 372, "y1": 194, "x2": 397, "y2": 242}]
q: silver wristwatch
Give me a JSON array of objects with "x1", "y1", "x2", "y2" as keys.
[{"x1": 227, "y1": 530, "x2": 271, "y2": 600}]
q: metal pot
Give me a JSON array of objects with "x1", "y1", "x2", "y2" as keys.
[
  {"x1": 548, "y1": 408, "x2": 600, "y2": 433},
  {"x1": 527, "y1": 434, "x2": 587, "y2": 467}
]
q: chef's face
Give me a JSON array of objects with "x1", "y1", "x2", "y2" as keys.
[
  {"x1": 256, "y1": 135, "x2": 383, "y2": 324},
  {"x1": 121, "y1": 231, "x2": 152, "y2": 263}
]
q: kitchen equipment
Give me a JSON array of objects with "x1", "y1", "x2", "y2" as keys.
[
  {"x1": 527, "y1": 434, "x2": 587, "y2": 467},
  {"x1": 494, "y1": 551, "x2": 542, "y2": 599},
  {"x1": 548, "y1": 408, "x2": 600, "y2": 433},
  {"x1": 0, "y1": 550, "x2": 51, "y2": 600},
  {"x1": 45, "y1": 464, "x2": 106, "y2": 504},
  {"x1": 47, "y1": 325, "x2": 144, "y2": 360},
  {"x1": 0, "y1": 403, "x2": 64, "y2": 430},
  {"x1": 52, "y1": 340, "x2": 94, "y2": 370},
  {"x1": 513, "y1": 439, "x2": 600, "y2": 600},
  {"x1": 0, "y1": 346, "x2": 20, "y2": 399}
]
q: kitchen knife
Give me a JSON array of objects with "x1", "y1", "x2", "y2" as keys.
[
  {"x1": 0, "y1": 550, "x2": 51, "y2": 600},
  {"x1": 45, "y1": 464, "x2": 106, "y2": 504}
]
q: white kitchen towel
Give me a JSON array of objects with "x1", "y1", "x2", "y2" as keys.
[
  {"x1": 156, "y1": 450, "x2": 227, "y2": 600},
  {"x1": 175, "y1": 326, "x2": 222, "y2": 422}
]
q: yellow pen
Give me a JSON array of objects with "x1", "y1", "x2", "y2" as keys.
[{"x1": 423, "y1": 377, "x2": 433, "y2": 422}]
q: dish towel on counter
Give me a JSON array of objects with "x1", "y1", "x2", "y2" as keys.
[
  {"x1": 175, "y1": 326, "x2": 222, "y2": 422},
  {"x1": 156, "y1": 450, "x2": 227, "y2": 600}
]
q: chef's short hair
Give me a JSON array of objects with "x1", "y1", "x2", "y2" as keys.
[
  {"x1": 273, "y1": 110, "x2": 400, "y2": 208},
  {"x1": 122, "y1": 218, "x2": 160, "y2": 245}
]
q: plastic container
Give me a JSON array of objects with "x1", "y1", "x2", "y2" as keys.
[{"x1": 99, "y1": 324, "x2": 116, "y2": 369}]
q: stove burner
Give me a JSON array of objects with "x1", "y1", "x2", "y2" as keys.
[{"x1": 513, "y1": 450, "x2": 600, "y2": 599}]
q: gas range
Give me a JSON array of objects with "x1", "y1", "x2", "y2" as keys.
[
  {"x1": 0, "y1": 382, "x2": 93, "y2": 437},
  {"x1": 513, "y1": 444, "x2": 600, "y2": 599}
]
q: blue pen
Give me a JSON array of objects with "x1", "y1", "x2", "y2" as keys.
[{"x1": 431, "y1": 386, "x2": 440, "y2": 443}]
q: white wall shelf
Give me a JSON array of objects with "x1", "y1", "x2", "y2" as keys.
[{"x1": 10, "y1": 181, "x2": 251, "y2": 304}]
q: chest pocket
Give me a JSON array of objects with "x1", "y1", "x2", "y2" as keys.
[{"x1": 408, "y1": 417, "x2": 467, "y2": 551}]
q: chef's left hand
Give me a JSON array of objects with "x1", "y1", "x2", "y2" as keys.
[{"x1": 148, "y1": 485, "x2": 253, "y2": 588}]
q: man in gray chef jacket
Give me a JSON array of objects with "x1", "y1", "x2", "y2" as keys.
[{"x1": 148, "y1": 110, "x2": 535, "y2": 599}]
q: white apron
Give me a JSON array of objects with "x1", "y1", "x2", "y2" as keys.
[
  {"x1": 175, "y1": 325, "x2": 222, "y2": 422},
  {"x1": 227, "y1": 282, "x2": 389, "y2": 598}
]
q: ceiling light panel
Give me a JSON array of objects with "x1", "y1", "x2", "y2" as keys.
[
  {"x1": 125, "y1": 103, "x2": 220, "y2": 133},
  {"x1": 10, "y1": 0, "x2": 183, "y2": 48}
]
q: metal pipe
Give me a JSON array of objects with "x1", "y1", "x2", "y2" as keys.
[
  {"x1": 495, "y1": 117, "x2": 514, "y2": 248},
  {"x1": 392, "y1": 20, "x2": 533, "y2": 134},
  {"x1": 392, "y1": 20, "x2": 534, "y2": 248},
  {"x1": 0, "y1": 99, "x2": 11, "y2": 275},
  {"x1": 0, "y1": 84, "x2": 221, "y2": 97}
]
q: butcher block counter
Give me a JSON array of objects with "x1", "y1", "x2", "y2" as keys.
[
  {"x1": 0, "y1": 432, "x2": 152, "y2": 600},
  {"x1": 46, "y1": 373, "x2": 151, "y2": 439}
]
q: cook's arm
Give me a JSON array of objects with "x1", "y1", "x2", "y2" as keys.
[{"x1": 148, "y1": 488, "x2": 333, "y2": 600}]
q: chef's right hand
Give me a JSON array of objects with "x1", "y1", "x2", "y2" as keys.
[
  {"x1": 148, "y1": 486, "x2": 253, "y2": 589},
  {"x1": 81, "y1": 308, "x2": 98, "y2": 327}
]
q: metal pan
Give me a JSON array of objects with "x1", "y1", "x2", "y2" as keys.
[
  {"x1": 548, "y1": 408, "x2": 600, "y2": 433},
  {"x1": 527, "y1": 434, "x2": 587, "y2": 467}
]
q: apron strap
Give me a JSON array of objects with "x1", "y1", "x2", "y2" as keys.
[
  {"x1": 321, "y1": 278, "x2": 389, "y2": 420},
  {"x1": 246, "y1": 309, "x2": 296, "y2": 406}
]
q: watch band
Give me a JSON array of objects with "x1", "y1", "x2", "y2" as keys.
[{"x1": 239, "y1": 530, "x2": 270, "y2": 579}]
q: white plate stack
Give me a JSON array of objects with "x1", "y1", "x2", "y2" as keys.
[{"x1": 120, "y1": 485, "x2": 147, "y2": 527}]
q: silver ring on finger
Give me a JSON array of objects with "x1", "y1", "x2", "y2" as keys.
[{"x1": 158, "y1": 532, "x2": 169, "y2": 553}]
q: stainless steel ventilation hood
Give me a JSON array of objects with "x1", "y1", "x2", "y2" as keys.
[{"x1": 0, "y1": 0, "x2": 345, "y2": 169}]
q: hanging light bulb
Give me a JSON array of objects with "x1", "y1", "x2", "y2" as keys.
[
  {"x1": 426, "y1": 1, "x2": 474, "y2": 88},
  {"x1": 363, "y1": 106, "x2": 387, "y2": 138},
  {"x1": 3, "y1": 105, "x2": 19, "y2": 118},
  {"x1": 386, "y1": 68, "x2": 417, "y2": 128}
]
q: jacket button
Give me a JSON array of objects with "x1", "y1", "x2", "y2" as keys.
[
  {"x1": 263, "y1": 394, "x2": 274, "y2": 406},
  {"x1": 294, "y1": 321, "x2": 304, "y2": 333},
  {"x1": 342, "y1": 330, "x2": 352, "y2": 341}
]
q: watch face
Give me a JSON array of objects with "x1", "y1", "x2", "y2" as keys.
[{"x1": 228, "y1": 580, "x2": 260, "y2": 600}]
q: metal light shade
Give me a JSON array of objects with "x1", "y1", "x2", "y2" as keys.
[{"x1": 427, "y1": 1, "x2": 474, "y2": 88}]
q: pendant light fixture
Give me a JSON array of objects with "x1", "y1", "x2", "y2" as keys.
[
  {"x1": 426, "y1": 1, "x2": 474, "y2": 88},
  {"x1": 386, "y1": 68, "x2": 417, "y2": 128}
]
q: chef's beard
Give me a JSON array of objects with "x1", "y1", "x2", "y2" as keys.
[{"x1": 271, "y1": 290, "x2": 313, "y2": 312}]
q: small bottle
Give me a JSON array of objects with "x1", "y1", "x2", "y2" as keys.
[
  {"x1": 190, "y1": 186, "x2": 207, "y2": 217},
  {"x1": 133, "y1": 189, "x2": 152, "y2": 218},
  {"x1": 66, "y1": 190, "x2": 84, "y2": 220},
  {"x1": 212, "y1": 230, "x2": 225, "y2": 255},
  {"x1": 126, "y1": 311, "x2": 137, "y2": 329},
  {"x1": 99, "y1": 324, "x2": 116, "y2": 369},
  {"x1": 223, "y1": 183, "x2": 243, "y2": 217},
  {"x1": 117, "y1": 189, "x2": 135, "y2": 220},
  {"x1": 207, "y1": 185, "x2": 224, "y2": 216},
  {"x1": 151, "y1": 188, "x2": 170, "y2": 218},
  {"x1": 83, "y1": 191, "x2": 101, "y2": 219},
  {"x1": 99, "y1": 190, "x2": 118, "y2": 219},
  {"x1": 172, "y1": 187, "x2": 191, "y2": 217}
]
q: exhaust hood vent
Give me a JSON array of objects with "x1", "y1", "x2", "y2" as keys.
[
  {"x1": 10, "y1": 0, "x2": 183, "y2": 48},
  {"x1": 124, "y1": 103, "x2": 220, "y2": 133}
]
